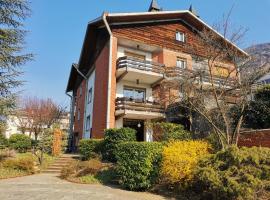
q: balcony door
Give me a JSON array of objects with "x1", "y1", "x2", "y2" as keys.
[
  {"x1": 123, "y1": 119, "x2": 145, "y2": 141},
  {"x1": 124, "y1": 51, "x2": 146, "y2": 61},
  {"x1": 123, "y1": 87, "x2": 146, "y2": 102}
]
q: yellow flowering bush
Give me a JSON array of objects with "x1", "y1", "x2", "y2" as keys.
[{"x1": 161, "y1": 140, "x2": 210, "y2": 184}]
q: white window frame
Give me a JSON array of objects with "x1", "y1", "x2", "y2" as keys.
[
  {"x1": 176, "y1": 31, "x2": 185, "y2": 42},
  {"x1": 85, "y1": 115, "x2": 91, "y2": 131},
  {"x1": 88, "y1": 88, "x2": 92, "y2": 103},
  {"x1": 176, "y1": 58, "x2": 187, "y2": 69}
]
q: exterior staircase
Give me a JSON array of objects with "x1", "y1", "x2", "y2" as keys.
[{"x1": 42, "y1": 154, "x2": 80, "y2": 174}]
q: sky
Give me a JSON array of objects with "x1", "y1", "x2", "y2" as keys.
[{"x1": 21, "y1": 0, "x2": 270, "y2": 107}]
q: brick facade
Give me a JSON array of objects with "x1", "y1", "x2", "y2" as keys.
[
  {"x1": 73, "y1": 80, "x2": 86, "y2": 139},
  {"x1": 238, "y1": 129, "x2": 270, "y2": 148},
  {"x1": 92, "y1": 43, "x2": 110, "y2": 138}
]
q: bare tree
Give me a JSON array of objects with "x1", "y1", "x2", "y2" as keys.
[
  {"x1": 162, "y1": 13, "x2": 270, "y2": 149},
  {"x1": 17, "y1": 97, "x2": 65, "y2": 140}
]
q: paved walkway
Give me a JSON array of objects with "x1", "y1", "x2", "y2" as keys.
[{"x1": 0, "y1": 173, "x2": 167, "y2": 200}]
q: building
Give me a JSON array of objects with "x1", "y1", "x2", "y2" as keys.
[
  {"x1": 66, "y1": 1, "x2": 247, "y2": 146},
  {"x1": 258, "y1": 73, "x2": 270, "y2": 84},
  {"x1": 4, "y1": 112, "x2": 70, "y2": 139}
]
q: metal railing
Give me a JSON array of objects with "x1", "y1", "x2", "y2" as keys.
[
  {"x1": 165, "y1": 67, "x2": 237, "y2": 87},
  {"x1": 117, "y1": 56, "x2": 165, "y2": 74},
  {"x1": 115, "y1": 97, "x2": 164, "y2": 113}
]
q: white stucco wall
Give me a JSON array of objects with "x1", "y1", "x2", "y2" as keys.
[
  {"x1": 83, "y1": 70, "x2": 95, "y2": 139},
  {"x1": 117, "y1": 46, "x2": 152, "y2": 61}
]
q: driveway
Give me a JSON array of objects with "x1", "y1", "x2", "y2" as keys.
[{"x1": 0, "y1": 173, "x2": 167, "y2": 200}]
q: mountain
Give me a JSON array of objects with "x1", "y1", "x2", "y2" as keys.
[
  {"x1": 245, "y1": 43, "x2": 270, "y2": 83},
  {"x1": 245, "y1": 43, "x2": 270, "y2": 66}
]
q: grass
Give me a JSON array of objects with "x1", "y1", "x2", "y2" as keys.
[
  {"x1": 0, "y1": 168, "x2": 29, "y2": 179},
  {"x1": 79, "y1": 175, "x2": 100, "y2": 184},
  {"x1": 61, "y1": 159, "x2": 117, "y2": 185},
  {"x1": 0, "y1": 152, "x2": 56, "y2": 179}
]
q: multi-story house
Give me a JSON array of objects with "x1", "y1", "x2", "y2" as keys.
[{"x1": 66, "y1": 1, "x2": 247, "y2": 147}]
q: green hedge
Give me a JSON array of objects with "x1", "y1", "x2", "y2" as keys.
[
  {"x1": 116, "y1": 142, "x2": 163, "y2": 191},
  {"x1": 102, "y1": 128, "x2": 136, "y2": 162},
  {"x1": 79, "y1": 139, "x2": 104, "y2": 160},
  {"x1": 0, "y1": 133, "x2": 8, "y2": 149},
  {"x1": 193, "y1": 146, "x2": 270, "y2": 200},
  {"x1": 160, "y1": 123, "x2": 192, "y2": 141},
  {"x1": 9, "y1": 134, "x2": 32, "y2": 153}
]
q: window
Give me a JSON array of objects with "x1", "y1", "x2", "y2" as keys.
[
  {"x1": 176, "y1": 31, "x2": 185, "y2": 42},
  {"x1": 176, "y1": 58, "x2": 187, "y2": 69},
  {"x1": 85, "y1": 115, "x2": 91, "y2": 131},
  {"x1": 213, "y1": 65, "x2": 229, "y2": 77},
  {"x1": 124, "y1": 51, "x2": 146, "y2": 60},
  {"x1": 88, "y1": 88, "x2": 92, "y2": 103},
  {"x1": 123, "y1": 87, "x2": 146, "y2": 101},
  {"x1": 77, "y1": 109, "x2": 80, "y2": 121}
]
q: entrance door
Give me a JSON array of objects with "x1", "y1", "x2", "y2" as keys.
[{"x1": 123, "y1": 119, "x2": 145, "y2": 141}]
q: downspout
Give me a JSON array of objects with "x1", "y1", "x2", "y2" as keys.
[
  {"x1": 103, "y1": 13, "x2": 113, "y2": 129},
  {"x1": 65, "y1": 92, "x2": 74, "y2": 152}
]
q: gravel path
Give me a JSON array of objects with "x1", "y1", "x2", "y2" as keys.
[{"x1": 0, "y1": 173, "x2": 167, "y2": 200}]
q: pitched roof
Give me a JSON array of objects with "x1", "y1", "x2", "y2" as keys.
[{"x1": 66, "y1": 10, "x2": 249, "y2": 92}]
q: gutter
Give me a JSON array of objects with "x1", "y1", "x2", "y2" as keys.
[
  {"x1": 103, "y1": 13, "x2": 113, "y2": 129},
  {"x1": 73, "y1": 64, "x2": 87, "y2": 80}
]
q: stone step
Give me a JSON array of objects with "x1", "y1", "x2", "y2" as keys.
[
  {"x1": 42, "y1": 154, "x2": 79, "y2": 174},
  {"x1": 46, "y1": 166, "x2": 65, "y2": 170},
  {"x1": 42, "y1": 169, "x2": 62, "y2": 174}
]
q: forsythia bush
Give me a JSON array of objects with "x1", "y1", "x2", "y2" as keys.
[{"x1": 161, "y1": 140, "x2": 210, "y2": 184}]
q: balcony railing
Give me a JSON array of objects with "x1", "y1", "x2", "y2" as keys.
[
  {"x1": 115, "y1": 97, "x2": 164, "y2": 113},
  {"x1": 117, "y1": 56, "x2": 165, "y2": 74},
  {"x1": 165, "y1": 67, "x2": 237, "y2": 87}
]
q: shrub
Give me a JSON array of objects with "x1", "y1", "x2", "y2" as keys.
[
  {"x1": 0, "y1": 134, "x2": 8, "y2": 149},
  {"x1": 116, "y1": 142, "x2": 163, "y2": 191},
  {"x1": 61, "y1": 159, "x2": 106, "y2": 178},
  {"x1": 0, "y1": 149, "x2": 16, "y2": 162},
  {"x1": 79, "y1": 139, "x2": 104, "y2": 160},
  {"x1": 161, "y1": 140, "x2": 210, "y2": 185},
  {"x1": 2, "y1": 156, "x2": 35, "y2": 174},
  {"x1": 193, "y1": 146, "x2": 270, "y2": 200},
  {"x1": 148, "y1": 122, "x2": 192, "y2": 141},
  {"x1": 9, "y1": 134, "x2": 32, "y2": 152},
  {"x1": 102, "y1": 128, "x2": 136, "y2": 162},
  {"x1": 206, "y1": 133, "x2": 223, "y2": 152}
]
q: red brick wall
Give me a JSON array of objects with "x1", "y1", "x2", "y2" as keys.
[
  {"x1": 238, "y1": 129, "x2": 270, "y2": 147},
  {"x1": 92, "y1": 43, "x2": 110, "y2": 138},
  {"x1": 73, "y1": 80, "x2": 86, "y2": 139}
]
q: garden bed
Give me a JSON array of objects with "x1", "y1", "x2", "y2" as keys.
[
  {"x1": 60, "y1": 158, "x2": 117, "y2": 185},
  {"x1": 0, "y1": 151, "x2": 56, "y2": 180}
]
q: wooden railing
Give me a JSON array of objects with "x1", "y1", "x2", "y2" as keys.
[
  {"x1": 115, "y1": 97, "x2": 164, "y2": 113},
  {"x1": 117, "y1": 56, "x2": 165, "y2": 74},
  {"x1": 165, "y1": 67, "x2": 236, "y2": 87}
]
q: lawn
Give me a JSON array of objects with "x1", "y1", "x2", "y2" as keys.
[{"x1": 0, "y1": 152, "x2": 56, "y2": 179}]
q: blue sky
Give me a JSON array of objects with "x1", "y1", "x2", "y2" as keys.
[{"x1": 22, "y1": 0, "x2": 270, "y2": 106}]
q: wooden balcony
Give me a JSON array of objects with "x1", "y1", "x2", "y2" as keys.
[
  {"x1": 165, "y1": 67, "x2": 237, "y2": 87},
  {"x1": 116, "y1": 56, "x2": 165, "y2": 85},
  {"x1": 115, "y1": 97, "x2": 165, "y2": 119}
]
